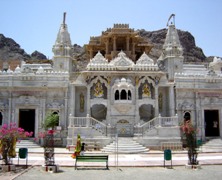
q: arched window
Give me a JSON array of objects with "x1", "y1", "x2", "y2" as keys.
[
  {"x1": 120, "y1": 90, "x2": 127, "y2": 100},
  {"x1": 184, "y1": 112, "x2": 191, "y2": 121},
  {"x1": 128, "y1": 90, "x2": 131, "y2": 100},
  {"x1": 52, "y1": 111, "x2": 59, "y2": 126},
  {"x1": 0, "y1": 112, "x2": 2, "y2": 126},
  {"x1": 115, "y1": 90, "x2": 119, "y2": 100}
]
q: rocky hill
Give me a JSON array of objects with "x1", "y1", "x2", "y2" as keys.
[
  {"x1": 0, "y1": 28, "x2": 217, "y2": 71},
  {"x1": 0, "y1": 34, "x2": 48, "y2": 62},
  {"x1": 139, "y1": 29, "x2": 206, "y2": 63},
  {"x1": 73, "y1": 28, "x2": 211, "y2": 70}
]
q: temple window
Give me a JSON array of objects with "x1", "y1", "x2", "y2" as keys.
[
  {"x1": 114, "y1": 89, "x2": 132, "y2": 101},
  {"x1": 120, "y1": 90, "x2": 127, "y2": 100},
  {"x1": 184, "y1": 112, "x2": 191, "y2": 121},
  {"x1": 52, "y1": 111, "x2": 59, "y2": 126},
  {"x1": 128, "y1": 90, "x2": 131, "y2": 100},
  {"x1": 115, "y1": 90, "x2": 119, "y2": 100}
]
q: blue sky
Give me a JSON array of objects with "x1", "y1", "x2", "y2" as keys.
[{"x1": 1, "y1": 0, "x2": 222, "y2": 59}]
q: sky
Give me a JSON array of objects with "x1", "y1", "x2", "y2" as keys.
[{"x1": 1, "y1": 0, "x2": 222, "y2": 59}]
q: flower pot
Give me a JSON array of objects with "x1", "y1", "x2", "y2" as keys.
[
  {"x1": 2, "y1": 164, "x2": 16, "y2": 172},
  {"x1": 42, "y1": 165, "x2": 59, "y2": 173}
]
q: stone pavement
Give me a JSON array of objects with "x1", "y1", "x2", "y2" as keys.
[
  {"x1": 1, "y1": 148, "x2": 222, "y2": 180},
  {"x1": 13, "y1": 165, "x2": 222, "y2": 180}
]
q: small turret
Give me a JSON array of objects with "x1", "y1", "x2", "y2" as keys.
[
  {"x1": 162, "y1": 23, "x2": 183, "y2": 58},
  {"x1": 158, "y1": 14, "x2": 184, "y2": 81},
  {"x1": 52, "y1": 12, "x2": 73, "y2": 72}
]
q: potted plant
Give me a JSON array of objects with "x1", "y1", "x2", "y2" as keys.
[
  {"x1": 0, "y1": 123, "x2": 33, "y2": 171},
  {"x1": 180, "y1": 118, "x2": 199, "y2": 167},
  {"x1": 38, "y1": 113, "x2": 60, "y2": 172}
]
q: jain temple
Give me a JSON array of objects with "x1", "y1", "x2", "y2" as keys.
[{"x1": 0, "y1": 13, "x2": 222, "y2": 152}]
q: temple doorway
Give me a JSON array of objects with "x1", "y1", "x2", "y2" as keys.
[
  {"x1": 19, "y1": 109, "x2": 35, "y2": 137},
  {"x1": 204, "y1": 110, "x2": 220, "y2": 137}
]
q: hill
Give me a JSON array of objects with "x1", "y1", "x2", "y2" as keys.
[{"x1": 0, "y1": 28, "x2": 217, "y2": 71}]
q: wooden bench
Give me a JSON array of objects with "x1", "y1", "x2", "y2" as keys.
[{"x1": 75, "y1": 155, "x2": 109, "y2": 170}]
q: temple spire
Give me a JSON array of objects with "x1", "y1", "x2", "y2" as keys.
[
  {"x1": 52, "y1": 12, "x2": 73, "y2": 73},
  {"x1": 63, "y1": 12, "x2": 66, "y2": 27},
  {"x1": 167, "y1": 14, "x2": 175, "y2": 26},
  {"x1": 163, "y1": 14, "x2": 183, "y2": 57}
]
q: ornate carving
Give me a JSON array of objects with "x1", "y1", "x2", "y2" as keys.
[
  {"x1": 47, "y1": 101, "x2": 64, "y2": 109},
  {"x1": 80, "y1": 92, "x2": 84, "y2": 112},
  {"x1": 110, "y1": 51, "x2": 134, "y2": 70},
  {"x1": 94, "y1": 80, "x2": 104, "y2": 98},
  {"x1": 142, "y1": 84, "x2": 151, "y2": 97}
]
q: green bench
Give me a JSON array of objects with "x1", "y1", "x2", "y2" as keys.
[{"x1": 75, "y1": 155, "x2": 109, "y2": 170}]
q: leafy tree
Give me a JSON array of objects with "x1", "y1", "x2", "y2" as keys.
[{"x1": 43, "y1": 113, "x2": 59, "y2": 130}]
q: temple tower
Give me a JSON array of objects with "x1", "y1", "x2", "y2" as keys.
[
  {"x1": 85, "y1": 24, "x2": 153, "y2": 62},
  {"x1": 52, "y1": 12, "x2": 73, "y2": 73},
  {"x1": 158, "y1": 15, "x2": 184, "y2": 81}
]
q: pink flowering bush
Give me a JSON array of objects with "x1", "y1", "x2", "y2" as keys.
[
  {"x1": 0, "y1": 122, "x2": 33, "y2": 165},
  {"x1": 180, "y1": 119, "x2": 199, "y2": 165}
]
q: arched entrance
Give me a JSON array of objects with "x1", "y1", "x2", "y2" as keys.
[
  {"x1": 116, "y1": 120, "x2": 133, "y2": 137},
  {"x1": 19, "y1": 109, "x2": 35, "y2": 137}
]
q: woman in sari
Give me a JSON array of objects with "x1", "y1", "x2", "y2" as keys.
[{"x1": 71, "y1": 134, "x2": 82, "y2": 158}]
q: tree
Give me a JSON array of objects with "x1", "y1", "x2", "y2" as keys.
[
  {"x1": 180, "y1": 118, "x2": 199, "y2": 166},
  {"x1": 43, "y1": 113, "x2": 59, "y2": 130}
]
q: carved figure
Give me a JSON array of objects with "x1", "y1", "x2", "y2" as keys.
[
  {"x1": 80, "y1": 92, "x2": 84, "y2": 112},
  {"x1": 94, "y1": 80, "x2": 104, "y2": 97},
  {"x1": 142, "y1": 84, "x2": 150, "y2": 97}
]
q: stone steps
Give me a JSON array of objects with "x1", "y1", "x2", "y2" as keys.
[
  {"x1": 201, "y1": 138, "x2": 222, "y2": 152},
  {"x1": 16, "y1": 139, "x2": 41, "y2": 148},
  {"x1": 101, "y1": 138, "x2": 149, "y2": 154}
]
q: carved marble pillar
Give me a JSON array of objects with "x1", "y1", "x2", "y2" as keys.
[
  {"x1": 135, "y1": 80, "x2": 140, "y2": 123},
  {"x1": 40, "y1": 98, "x2": 46, "y2": 128},
  {"x1": 155, "y1": 86, "x2": 159, "y2": 117},
  {"x1": 70, "y1": 84, "x2": 75, "y2": 116},
  {"x1": 169, "y1": 85, "x2": 175, "y2": 116},
  {"x1": 8, "y1": 92, "x2": 12, "y2": 124},
  {"x1": 64, "y1": 89, "x2": 68, "y2": 128},
  {"x1": 106, "y1": 82, "x2": 111, "y2": 125},
  {"x1": 87, "y1": 85, "x2": 91, "y2": 115},
  {"x1": 42, "y1": 92, "x2": 46, "y2": 125}
]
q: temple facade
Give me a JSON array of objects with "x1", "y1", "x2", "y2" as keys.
[{"x1": 0, "y1": 14, "x2": 222, "y2": 149}]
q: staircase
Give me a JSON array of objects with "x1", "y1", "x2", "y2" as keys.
[
  {"x1": 101, "y1": 138, "x2": 149, "y2": 154},
  {"x1": 201, "y1": 138, "x2": 222, "y2": 152},
  {"x1": 16, "y1": 139, "x2": 44, "y2": 153}
]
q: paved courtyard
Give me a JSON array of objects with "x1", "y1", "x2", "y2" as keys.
[
  {"x1": 1, "y1": 150, "x2": 222, "y2": 180},
  {"x1": 10, "y1": 165, "x2": 222, "y2": 180}
]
